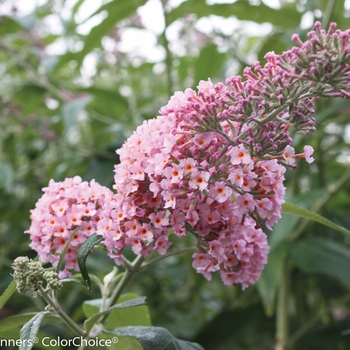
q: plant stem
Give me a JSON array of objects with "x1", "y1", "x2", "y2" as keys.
[
  {"x1": 38, "y1": 285, "x2": 86, "y2": 337},
  {"x1": 90, "y1": 256, "x2": 144, "y2": 330},
  {"x1": 140, "y1": 247, "x2": 196, "y2": 270},
  {"x1": 103, "y1": 255, "x2": 145, "y2": 312},
  {"x1": 275, "y1": 262, "x2": 289, "y2": 350},
  {"x1": 237, "y1": 87, "x2": 312, "y2": 141},
  {"x1": 96, "y1": 247, "x2": 195, "y2": 327}
]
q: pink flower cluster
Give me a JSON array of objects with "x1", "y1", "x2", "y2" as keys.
[
  {"x1": 97, "y1": 79, "x2": 298, "y2": 288},
  {"x1": 26, "y1": 176, "x2": 113, "y2": 278},
  {"x1": 26, "y1": 22, "x2": 350, "y2": 289},
  {"x1": 284, "y1": 22, "x2": 350, "y2": 99}
]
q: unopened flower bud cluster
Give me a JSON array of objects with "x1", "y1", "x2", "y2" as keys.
[{"x1": 12, "y1": 257, "x2": 62, "y2": 294}]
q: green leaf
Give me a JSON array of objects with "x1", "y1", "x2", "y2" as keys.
[
  {"x1": 0, "y1": 313, "x2": 61, "y2": 332},
  {"x1": 268, "y1": 211, "x2": 299, "y2": 251},
  {"x1": 0, "y1": 330, "x2": 61, "y2": 350},
  {"x1": 269, "y1": 190, "x2": 325, "y2": 250},
  {"x1": 72, "y1": 0, "x2": 85, "y2": 15},
  {"x1": 60, "y1": 278, "x2": 87, "y2": 286},
  {"x1": 105, "y1": 293, "x2": 151, "y2": 329},
  {"x1": 282, "y1": 202, "x2": 350, "y2": 236},
  {"x1": 256, "y1": 245, "x2": 287, "y2": 316},
  {"x1": 257, "y1": 31, "x2": 291, "y2": 63},
  {"x1": 104, "y1": 326, "x2": 205, "y2": 350},
  {"x1": 83, "y1": 298, "x2": 103, "y2": 316},
  {"x1": 77, "y1": 233, "x2": 102, "y2": 290},
  {"x1": 0, "y1": 280, "x2": 16, "y2": 311},
  {"x1": 168, "y1": 0, "x2": 301, "y2": 28},
  {"x1": 70, "y1": 0, "x2": 147, "y2": 66},
  {"x1": 90, "y1": 293, "x2": 152, "y2": 350},
  {"x1": 83, "y1": 291, "x2": 149, "y2": 317},
  {"x1": 0, "y1": 328, "x2": 21, "y2": 342},
  {"x1": 0, "y1": 16, "x2": 24, "y2": 34},
  {"x1": 84, "y1": 296, "x2": 147, "y2": 334},
  {"x1": 56, "y1": 227, "x2": 82, "y2": 274},
  {"x1": 106, "y1": 334, "x2": 142, "y2": 350},
  {"x1": 13, "y1": 85, "x2": 46, "y2": 114},
  {"x1": 83, "y1": 87, "x2": 128, "y2": 117},
  {"x1": 194, "y1": 44, "x2": 226, "y2": 85},
  {"x1": 289, "y1": 237, "x2": 350, "y2": 290},
  {"x1": 62, "y1": 95, "x2": 92, "y2": 135},
  {"x1": 20, "y1": 311, "x2": 50, "y2": 350},
  {"x1": 82, "y1": 293, "x2": 150, "y2": 324}
]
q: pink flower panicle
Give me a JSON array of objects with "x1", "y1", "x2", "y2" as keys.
[
  {"x1": 289, "y1": 21, "x2": 350, "y2": 97},
  {"x1": 98, "y1": 101, "x2": 287, "y2": 289},
  {"x1": 221, "y1": 22, "x2": 350, "y2": 143},
  {"x1": 26, "y1": 176, "x2": 113, "y2": 278},
  {"x1": 26, "y1": 22, "x2": 349, "y2": 289},
  {"x1": 99, "y1": 22, "x2": 350, "y2": 289}
]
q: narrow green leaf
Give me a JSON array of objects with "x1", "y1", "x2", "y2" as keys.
[
  {"x1": 282, "y1": 202, "x2": 350, "y2": 236},
  {"x1": 56, "y1": 227, "x2": 82, "y2": 275},
  {"x1": 60, "y1": 278, "x2": 86, "y2": 286},
  {"x1": 73, "y1": 0, "x2": 147, "y2": 66},
  {"x1": 84, "y1": 296, "x2": 146, "y2": 334},
  {"x1": 269, "y1": 190, "x2": 325, "y2": 250},
  {"x1": 0, "y1": 280, "x2": 16, "y2": 310},
  {"x1": 72, "y1": 0, "x2": 85, "y2": 15},
  {"x1": 168, "y1": 0, "x2": 301, "y2": 28},
  {"x1": 84, "y1": 0, "x2": 147, "y2": 22},
  {"x1": 104, "y1": 326, "x2": 204, "y2": 350},
  {"x1": 0, "y1": 313, "x2": 61, "y2": 332},
  {"x1": 20, "y1": 311, "x2": 50, "y2": 350},
  {"x1": 78, "y1": 233, "x2": 102, "y2": 290},
  {"x1": 289, "y1": 237, "x2": 350, "y2": 290}
]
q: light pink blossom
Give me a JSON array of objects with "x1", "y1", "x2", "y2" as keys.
[{"x1": 26, "y1": 177, "x2": 113, "y2": 278}]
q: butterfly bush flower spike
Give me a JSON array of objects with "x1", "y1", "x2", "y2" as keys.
[
  {"x1": 98, "y1": 22, "x2": 350, "y2": 290},
  {"x1": 25, "y1": 22, "x2": 350, "y2": 290},
  {"x1": 27, "y1": 176, "x2": 113, "y2": 278}
]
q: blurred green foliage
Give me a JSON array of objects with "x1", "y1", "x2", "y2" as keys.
[{"x1": 1, "y1": 0, "x2": 350, "y2": 349}]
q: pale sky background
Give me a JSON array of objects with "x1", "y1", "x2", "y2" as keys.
[
  {"x1": 2, "y1": 0, "x2": 350, "y2": 57},
  {"x1": 0, "y1": 0, "x2": 271, "y2": 79},
  {"x1": 1, "y1": 0, "x2": 335, "y2": 60},
  {"x1": 0, "y1": 0, "x2": 350, "y2": 77},
  {"x1": 1, "y1": 0, "x2": 350, "y2": 78}
]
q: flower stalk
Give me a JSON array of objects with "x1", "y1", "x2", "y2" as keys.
[{"x1": 38, "y1": 285, "x2": 86, "y2": 337}]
